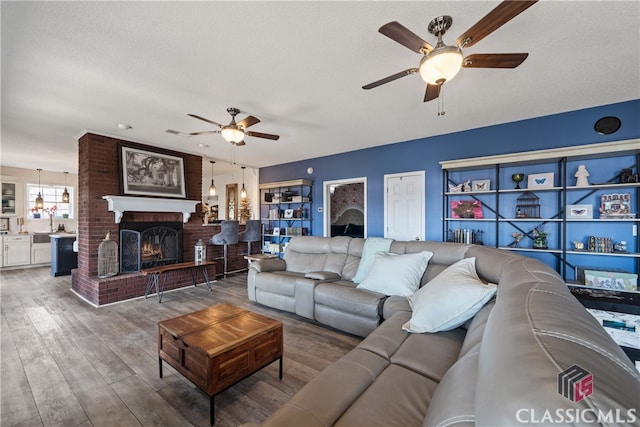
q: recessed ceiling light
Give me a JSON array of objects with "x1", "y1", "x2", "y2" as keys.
[{"x1": 117, "y1": 123, "x2": 132, "y2": 130}]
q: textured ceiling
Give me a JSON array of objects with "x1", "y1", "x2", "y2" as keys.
[{"x1": 2, "y1": 1, "x2": 639, "y2": 175}]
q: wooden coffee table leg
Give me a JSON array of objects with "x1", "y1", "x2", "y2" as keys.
[
  {"x1": 159, "y1": 357, "x2": 163, "y2": 378},
  {"x1": 279, "y1": 356, "x2": 283, "y2": 380},
  {"x1": 210, "y1": 395, "x2": 215, "y2": 426}
]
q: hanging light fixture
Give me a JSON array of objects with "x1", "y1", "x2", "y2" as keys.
[
  {"x1": 240, "y1": 166, "x2": 247, "y2": 199},
  {"x1": 62, "y1": 171, "x2": 70, "y2": 203},
  {"x1": 209, "y1": 161, "x2": 217, "y2": 196},
  {"x1": 34, "y1": 168, "x2": 44, "y2": 210}
]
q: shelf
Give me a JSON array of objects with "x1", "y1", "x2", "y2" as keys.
[
  {"x1": 566, "y1": 182, "x2": 640, "y2": 191},
  {"x1": 498, "y1": 218, "x2": 563, "y2": 222},
  {"x1": 499, "y1": 247, "x2": 564, "y2": 254},
  {"x1": 566, "y1": 218, "x2": 639, "y2": 222},
  {"x1": 444, "y1": 218, "x2": 496, "y2": 221},
  {"x1": 498, "y1": 186, "x2": 563, "y2": 193},
  {"x1": 566, "y1": 250, "x2": 640, "y2": 258}
]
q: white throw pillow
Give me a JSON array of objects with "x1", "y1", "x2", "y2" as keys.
[
  {"x1": 402, "y1": 257, "x2": 497, "y2": 333},
  {"x1": 357, "y1": 251, "x2": 433, "y2": 297}
]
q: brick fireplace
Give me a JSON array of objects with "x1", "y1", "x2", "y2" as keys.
[{"x1": 71, "y1": 133, "x2": 248, "y2": 306}]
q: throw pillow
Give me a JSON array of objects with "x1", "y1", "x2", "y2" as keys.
[
  {"x1": 357, "y1": 251, "x2": 433, "y2": 297},
  {"x1": 402, "y1": 257, "x2": 497, "y2": 333},
  {"x1": 353, "y1": 237, "x2": 394, "y2": 283}
]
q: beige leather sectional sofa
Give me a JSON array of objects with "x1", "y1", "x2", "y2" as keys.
[{"x1": 247, "y1": 236, "x2": 639, "y2": 426}]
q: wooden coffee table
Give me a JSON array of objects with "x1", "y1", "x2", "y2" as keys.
[{"x1": 158, "y1": 303, "x2": 283, "y2": 425}]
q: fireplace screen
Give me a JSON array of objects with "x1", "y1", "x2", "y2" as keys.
[{"x1": 120, "y1": 222, "x2": 183, "y2": 272}]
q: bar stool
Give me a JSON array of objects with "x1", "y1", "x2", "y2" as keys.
[
  {"x1": 239, "y1": 220, "x2": 262, "y2": 260},
  {"x1": 209, "y1": 220, "x2": 239, "y2": 278}
]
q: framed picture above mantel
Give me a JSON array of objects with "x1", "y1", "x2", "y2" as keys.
[{"x1": 119, "y1": 145, "x2": 186, "y2": 198}]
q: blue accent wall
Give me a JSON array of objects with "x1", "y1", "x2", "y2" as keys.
[{"x1": 260, "y1": 100, "x2": 640, "y2": 240}]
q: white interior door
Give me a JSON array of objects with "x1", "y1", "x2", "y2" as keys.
[{"x1": 384, "y1": 171, "x2": 425, "y2": 240}]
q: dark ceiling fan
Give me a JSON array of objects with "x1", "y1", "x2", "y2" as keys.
[
  {"x1": 186, "y1": 107, "x2": 280, "y2": 146},
  {"x1": 363, "y1": 1, "x2": 537, "y2": 104}
]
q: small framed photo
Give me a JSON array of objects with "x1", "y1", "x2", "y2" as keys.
[
  {"x1": 472, "y1": 179, "x2": 490, "y2": 192},
  {"x1": 272, "y1": 227, "x2": 280, "y2": 236},
  {"x1": 567, "y1": 204, "x2": 593, "y2": 219},
  {"x1": 528, "y1": 172, "x2": 554, "y2": 189},
  {"x1": 284, "y1": 209, "x2": 294, "y2": 218}
]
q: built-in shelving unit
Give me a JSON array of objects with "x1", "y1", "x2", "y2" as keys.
[
  {"x1": 259, "y1": 179, "x2": 313, "y2": 257},
  {"x1": 440, "y1": 139, "x2": 639, "y2": 289}
]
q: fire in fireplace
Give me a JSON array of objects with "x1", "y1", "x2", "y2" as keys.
[{"x1": 119, "y1": 222, "x2": 183, "y2": 272}]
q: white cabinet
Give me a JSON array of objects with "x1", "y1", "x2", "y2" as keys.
[
  {"x1": 3, "y1": 235, "x2": 31, "y2": 267},
  {"x1": 31, "y1": 242, "x2": 51, "y2": 264},
  {"x1": 1, "y1": 182, "x2": 17, "y2": 216}
]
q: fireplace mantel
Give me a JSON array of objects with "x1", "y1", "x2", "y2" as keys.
[{"x1": 102, "y1": 195, "x2": 200, "y2": 223}]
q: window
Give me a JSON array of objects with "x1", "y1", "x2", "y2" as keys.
[{"x1": 27, "y1": 184, "x2": 74, "y2": 219}]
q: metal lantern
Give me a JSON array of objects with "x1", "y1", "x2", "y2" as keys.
[
  {"x1": 98, "y1": 231, "x2": 118, "y2": 278},
  {"x1": 195, "y1": 239, "x2": 206, "y2": 265}
]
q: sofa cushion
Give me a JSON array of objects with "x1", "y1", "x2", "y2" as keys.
[
  {"x1": 357, "y1": 251, "x2": 433, "y2": 297},
  {"x1": 403, "y1": 257, "x2": 497, "y2": 333},
  {"x1": 254, "y1": 271, "x2": 304, "y2": 297},
  {"x1": 334, "y1": 364, "x2": 438, "y2": 427},
  {"x1": 315, "y1": 280, "x2": 384, "y2": 318}
]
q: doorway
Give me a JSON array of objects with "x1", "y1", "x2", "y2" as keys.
[
  {"x1": 384, "y1": 171, "x2": 425, "y2": 240},
  {"x1": 323, "y1": 177, "x2": 367, "y2": 237}
]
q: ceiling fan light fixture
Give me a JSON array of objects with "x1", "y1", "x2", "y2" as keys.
[
  {"x1": 221, "y1": 126, "x2": 244, "y2": 143},
  {"x1": 418, "y1": 45, "x2": 463, "y2": 85}
]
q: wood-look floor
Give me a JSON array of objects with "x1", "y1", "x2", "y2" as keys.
[{"x1": 0, "y1": 267, "x2": 361, "y2": 426}]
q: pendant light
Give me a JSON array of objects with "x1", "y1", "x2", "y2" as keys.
[
  {"x1": 34, "y1": 168, "x2": 44, "y2": 210},
  {"x1": 62, "y1": 171, "x2": 70, "y2": 203},
  {"x1": 240, "y1": 166, "x2": 247, "y2": 199},
  {"x1": 209, "y1": 161, "x2": 217, "y2": 196}
]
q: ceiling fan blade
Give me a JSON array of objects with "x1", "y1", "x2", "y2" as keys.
[
  {"x1": 237, "y1": 115, "x2": 260, "y2": 129},
  {"x1": 462, "y1": 53, "x2": 528, "y2": 68},
  {"x1": 187, "y1": 114, "x2": 223, "y2": 128},
  {"x1": 363, "y1": 68, "x2": 418, "y2": 90},
  {"x1": 189, "y1": 130, "x2": 220, "y2": 136},
  {"x1": 456, "y1": 0, "x2": 537, "y2": 48},
  {"x1": 379, "y1": 21, "x2": 433, "y2": 54},
  {"x1": 245, "y1": 131, "x2": 280, "y2": 140},
  {"x1": 235, "y1": 140, "x2": 246, "y2": 146},
  {"x1": 424, "y1": 84, "x2": 441, "y2": 102}
]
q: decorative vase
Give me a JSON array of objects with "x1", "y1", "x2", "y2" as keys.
[
  {"x1": 33, "y1": 213, "x2": 41, "y2": 219},
  {"x1": 511, "y1": 173, "x2": 525, "y2": 189}
]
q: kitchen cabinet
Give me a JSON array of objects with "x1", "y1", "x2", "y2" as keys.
[
  {"x1": 3, "y1": 235, "x2": 31, "y2": 267},
  {"x1": 1, "y1": 182, "x2": 16, "y2": 215},
  {"x1": 31, "y1": 234, "x2": 51, "y2": 265},
  {"x1": 50, "y1": 235, "x2": 77, "y2": 276}
]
